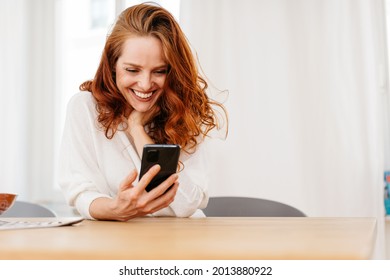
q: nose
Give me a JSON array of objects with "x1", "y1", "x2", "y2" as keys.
[{"x1": 137, "y1": 73, "x2": 153, "y2": 90}]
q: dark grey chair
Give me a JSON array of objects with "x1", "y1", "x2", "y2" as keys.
[
  {"x1": 203, "y1": 196, "x2": 306, "y2": 217},
  {"x1": 1, "y1": 201, "x2": 56, "y2": 217}
]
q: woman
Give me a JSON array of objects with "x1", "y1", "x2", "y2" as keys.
[{"x1": 58, "y1": 3, "x2": 227, "y2": 221}]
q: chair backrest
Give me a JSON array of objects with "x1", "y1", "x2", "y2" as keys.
[
  {"x1": 1, "y1": 201, "x2": 56, "y2": 217},
  {"x1": 203, "y1": 196, "x2": 306, "y2": 217}
]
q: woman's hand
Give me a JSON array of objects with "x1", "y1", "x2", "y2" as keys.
[
  {"x1": 127, "y1": 110, "x2": 146, "y2": 132},
  {"x1": 127, "y1": 105, "x2": 159, "y2": 135},
  {"x1": 126, "y1": 109, "x2": 156, "y2": 157},
  {"x1": 90, "y1": 164, "x2": 179, "y2": 221}
]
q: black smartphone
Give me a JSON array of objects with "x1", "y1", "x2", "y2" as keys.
[{"x1": 139, "y1": 144, "x2": 180, "y2": 192}]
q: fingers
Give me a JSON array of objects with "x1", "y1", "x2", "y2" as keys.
[
  {"x1": 114, "y1": 166, "x2": 179, "y2": 219},
  {"x1": 119, "y1": 169, "x2": 138, "y2": 192},
  {"x1": 134, "y1": 181, "x2": 179, "y2": 216},
  {"x1": 118, "y1": 164, "x2": 161, "y2": 199},
  {"x1": 147, "y1": 172, "x2": 179, "y2": 197},
  {"x1": 131, "y1": 173, "x2": 179, "y2": 215},
  {"x1": 147, "y1": 181, "x2": 179, "y2": 214},
  {"x1": 137, "y1": 164, "x2": 161, "y2": 190}
]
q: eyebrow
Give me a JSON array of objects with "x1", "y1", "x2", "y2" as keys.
[{"x1": 122, "y1": 63, "x2": 168, "y2": 69}]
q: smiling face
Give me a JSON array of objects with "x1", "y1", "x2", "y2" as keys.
[{"x1": 115, "y1": 36, "x2": 168, "y2": 113}]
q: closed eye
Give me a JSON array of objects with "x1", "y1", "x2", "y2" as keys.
[
  {"x1": 154, "y1": 69, "x2": 168, "y2": 75},
  {"x1": 125, "y1": 68, "x2": 139, "y2": 73}
]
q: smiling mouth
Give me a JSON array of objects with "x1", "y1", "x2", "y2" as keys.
[{"x1": 132, "y1": 89, "x2": 154, "y2": 99}]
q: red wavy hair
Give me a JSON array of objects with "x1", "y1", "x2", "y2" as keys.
[{"x1": 80, "y1": 3, "x2": 227, "y2": 152}]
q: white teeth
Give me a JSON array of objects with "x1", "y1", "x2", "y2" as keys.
[{"x1": 133, "y1": 90, "x2": 153, "y2": 99}]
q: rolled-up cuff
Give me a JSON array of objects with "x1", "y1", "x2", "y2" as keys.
[{"x1": 74, "y1": 191, "x2": 111, "y2": 220}]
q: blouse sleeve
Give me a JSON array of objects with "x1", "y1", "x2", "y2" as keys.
[
  {"x1": 58, "y1": 92, "x2": 110, "y2": 219},
  {"x1": 153, "y1": 139, "x2": 211, "y2": 217}
]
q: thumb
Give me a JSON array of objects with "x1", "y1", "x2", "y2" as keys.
[{"x1": 119, "y1": 169, "x2": 138, "y2": 192}]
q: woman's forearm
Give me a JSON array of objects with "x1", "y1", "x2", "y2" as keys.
[
  {"x1": 89, "y1": 197, "x2": 118, "y2": 221},
  {"x1": 128, "y1": 125, "x2": 154, "y2": 157}
]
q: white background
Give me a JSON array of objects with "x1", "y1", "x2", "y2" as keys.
[{"x1": 0, "y1": 0, "x2": 389, "y2": 259}]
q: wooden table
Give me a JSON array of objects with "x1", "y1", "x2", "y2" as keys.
[{"x1": 0, "y1": 217, "x2": 376, "y2": 260}]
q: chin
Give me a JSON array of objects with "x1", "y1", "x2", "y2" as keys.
[{"x1": 131, "y1": 104, "x2": 155, "y2": 113}]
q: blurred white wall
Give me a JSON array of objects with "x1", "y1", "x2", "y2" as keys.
[
  {"x1": 0, "y1": 0, "x2": 56, "y2": 201},
  {"x1": 180, "y1": 0, "x2": 387, "y2": 258},
  {"x1": 0, "y1": 0, "x2": 388, "y2": 258},
  {"x1": 0, "y1": 0, "x2": 29, "y2": 197}
]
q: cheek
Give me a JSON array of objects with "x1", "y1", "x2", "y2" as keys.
[
  {"x1": 115, "y1": 70, "x2": 123, "y2": 86},
  {"x1": 116, "y1": 73, "x2": 134, "y2": 89},
  {"x1": 157, "y1": 76, "x2": 167, "y2": 88}
]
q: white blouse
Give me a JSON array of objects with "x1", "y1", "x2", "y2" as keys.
[{"x1": 58, "y1": 91, "x2": 210, "y2": 219}]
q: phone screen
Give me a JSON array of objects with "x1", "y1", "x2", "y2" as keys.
[{"x1": 139, "y1": 144, "x2": 180, "y2": 192}]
